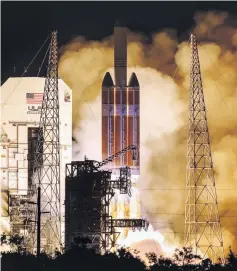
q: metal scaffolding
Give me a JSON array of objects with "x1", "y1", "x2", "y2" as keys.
[
  {"x1": 65, "y1": 146, "x2": 148, "y2": 253},
  {"x1": 25, "y1": 31, "x2": 61, "y2": 254},
  {"x1": 9, "y1": 195, "x2": 31, "y2": 237},
  {"x1": 184, "y1": 34, "x2": 224, "y2": 263}
]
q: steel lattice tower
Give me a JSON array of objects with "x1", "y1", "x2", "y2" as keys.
[
  {"x1": 32, "y1": 31, "x2": 61, "y2": 254},
  {"x1": 184, "y1": 34, "x2": 224, "y2": 263}
]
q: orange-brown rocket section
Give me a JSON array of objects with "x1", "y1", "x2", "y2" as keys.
[{"x1": 102, "y1": 21, "x2": 140, "y2": 172}]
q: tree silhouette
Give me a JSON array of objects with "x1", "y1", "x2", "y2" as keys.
[
  {"x1": 173, "y1": 247, "x2": 201, "y2": 266},
  {"x1": 146, "y1": 252, "x2": 176, "y2": 271},
  {"x1": 226, "y1": 247, "x2": 237, "y2": 271},
  {"x1": 201, "y1": 258, "x2": 212, "y2": 271},
  {"x1": 1, "y1": 235, "x2": 237, "y2": 271}
]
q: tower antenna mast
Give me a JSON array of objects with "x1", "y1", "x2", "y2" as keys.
[
  {"x1": 32, "y1": 30, "x2": 61, "y2": 254},
  {"x1": 184, "y1": 34, "x2": 224, "y2": 263}
]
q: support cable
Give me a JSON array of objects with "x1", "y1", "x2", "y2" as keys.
[
  {"x1": 1, "y1": 34, "x2": 50, "y2": 110},
  {"x1": 37, "y1": 43, "x2": 50, "y2": 77}
]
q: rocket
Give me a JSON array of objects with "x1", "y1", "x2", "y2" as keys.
[{"x1": 102, "y1": 20, "x2": 140, "y2": 175}]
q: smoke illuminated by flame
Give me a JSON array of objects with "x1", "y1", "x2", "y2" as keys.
[
  {"x1": 119, "y1": 224, "x2": 176, "y2": 256},
  {"x1": 59, "y1": 10, "x2": 237, "y2": 257}
]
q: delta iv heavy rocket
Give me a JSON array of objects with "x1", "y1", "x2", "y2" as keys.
[{"x1": 102, "y1": 20, "x2": 140, "y2": 177}]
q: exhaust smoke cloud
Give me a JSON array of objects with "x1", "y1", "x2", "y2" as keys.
[{"x1": 59, "y1": 11, "x2": 237, "y2": 256}]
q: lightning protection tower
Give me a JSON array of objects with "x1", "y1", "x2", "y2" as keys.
[
  {"x1": 32, "y1": 31, "x2": 61, "y2": 254},
  {"x1": 184, "y1": 34, "x2": 224, "y2": 263}
]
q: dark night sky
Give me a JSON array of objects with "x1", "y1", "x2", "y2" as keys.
[{"x1": 1, "y1": 1, "x2": 237, "y2": 84}]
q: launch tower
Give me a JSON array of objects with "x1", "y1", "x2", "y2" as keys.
[
  {"x1": 184, "y1": 34, "x2": 224, "y2": 263},
  {"x1": 27, "y1": 31, "x2": 62, "y2": 254},
  {"x1": 65, "y1": 146, "x2": 148, "y2": 253}
]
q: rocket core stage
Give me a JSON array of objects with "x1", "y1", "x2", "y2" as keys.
[{"x1": 102, "y1": 21, "x2": 140, "y2": 175}]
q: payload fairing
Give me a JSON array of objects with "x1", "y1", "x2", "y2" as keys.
[{"x1": 102, "y1": 21, "x2": 140, "y2": 175}]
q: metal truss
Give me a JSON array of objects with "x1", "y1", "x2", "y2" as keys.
[
  {"x1": 112, "y1": 219, "x2": 149, "y2": 231},
  {"x1": 184, "y1": 34, "x2": 224, "y2": 263},
  {"x1": 25, "y1": 31, "x2": 61, "y2": 255},
  {"x1": 9, "y1": 196, "x2": 30, "y2": 236},
  {"x1": 65, "y1": 155, "x2": 148, "y2": 253},
  {"x1": 9, "y1": 195, "x2": 36, "y2": 251},
  {"x1": 94, "y1": 144, "x2": 137, "y2": 169},
  {"x1": 110, "y1": 167, "x2": 132, "y2": 196}
]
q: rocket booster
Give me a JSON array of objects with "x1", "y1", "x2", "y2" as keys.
[{"x1": 102, "y1": 21, "x2": 140, "y2": 174}]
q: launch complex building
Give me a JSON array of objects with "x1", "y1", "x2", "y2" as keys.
[{"x1": 0, "y1": 77, "x2": 72, "y2": 240}]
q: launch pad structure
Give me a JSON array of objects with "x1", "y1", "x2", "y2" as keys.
[
  {"x1": 65, "y1": 145, "x2": 149, "y2": 253},
  {"x1": 184, "y1": 34, "x2": 224, "y2": 263},
  {"x1": 25, "y1": 30, "x2": 64, "y2": 254}
]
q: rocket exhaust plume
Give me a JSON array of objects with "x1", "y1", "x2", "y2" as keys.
[{"x1": 59, "y1": 11, "x2": 237, "y2": 257}]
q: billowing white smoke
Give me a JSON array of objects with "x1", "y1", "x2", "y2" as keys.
[{"x1": 59, "y1": 11, "x2": 237, "y2": 256}]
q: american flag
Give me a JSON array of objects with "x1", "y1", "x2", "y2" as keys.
[{"x1": 26, "y1": 93, "x2": 44, "y2": 104}]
